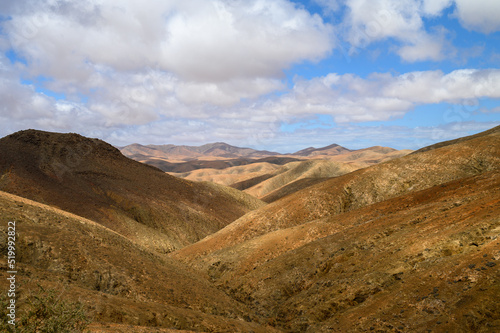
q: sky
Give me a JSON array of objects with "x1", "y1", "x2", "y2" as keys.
[{"x1": 0, "y1": 0, "x2": 499, "y2": 153}]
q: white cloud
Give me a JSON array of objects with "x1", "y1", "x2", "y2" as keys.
[
  {"x1": 0, "y1": 0, "x2": 334, "y2": 125},
  {"x1": 0, "y1": 0, "x2": 499, "y2": 151},
  {"x1": 341, "y1": 0, "x2": 456, "y2": 62},
  {"x1": 454, "y1": 0, "x2": 500, "y2": 33},
  {"x1": 422, "y1": 0, "x2": 453, "y2": 16},
  {"x1": 3, "y1": 0, "x2": 333, "y2": 82},
  {"x1": 256, "y1": 68, "x2": 500, "y2": 124}
]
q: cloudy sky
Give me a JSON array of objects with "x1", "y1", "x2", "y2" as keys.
[{"x1": 0, "y1": 0, "x2": 499, "y2": 152}]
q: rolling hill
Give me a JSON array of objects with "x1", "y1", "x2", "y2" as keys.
[
  {"x1": 120, "y1": 142, "x2": 412, "y2": 174},
  {"x1": 171, "y1": 125, "x2": 500, "y2": 331},
  {"x1": 1, "y1": 125, "x2": 499, "y2": 332},
  {"x1": 0, "y1": 130, "x2": 264, "y2": 253},
  {"x1": 120, "y1": 142, "x2": 279, "y2": 162},
  {"x1": 173, "y1": 125, "x2": 499, "y2": 259},
  {"x1": 0, "y1": 190, "x2": 278, "y2": 332}
]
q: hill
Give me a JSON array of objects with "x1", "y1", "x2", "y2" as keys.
[
  {"x1": 242, "y1": 159, "x2": 360, "y2": 199},
  {"x1": 121, "y1": 142, "x2": 279, "y2": 162},
  {"x1": 0, "y1": 130, "x2": 264, "y2": 253},
  {"x1": 173, "y1": 125, "x2": 499, "y2": 258},
  {"x1": 172, "y1": 162, "x2": 282, "y2": 186},
  {"x1": 171, "y1": 125, "x2": 500, "y2": 332},
  {"x1": 0, "y1": 190, "x2": 278, "y2": 332},
  {"x1": 292, "y1": 143, "x2": 351, "y2": 157},
  {"x1": 120, "y1": 142, "x2": 411, "y2": 174}
]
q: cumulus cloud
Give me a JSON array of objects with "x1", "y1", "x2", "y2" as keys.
[
  {"x1": 258, "y1": 68, "x2": 500, "y2": 124},
  {"x1": 3, "y1": 0, "x2": 333, "y2": 82},
  {"x1": 454, "y1": 0, "x2": 500, "y2": 33},
  {"x1": 0, "y1": 0, "x2": 499, "y2": 151},
  {"x1": 341, "y1": 0, "x2": 454, "y2": 62}
]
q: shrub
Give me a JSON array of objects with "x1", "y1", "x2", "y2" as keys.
[{"x1": 0, "y1": 285, "x2": 90, "y2": 332}]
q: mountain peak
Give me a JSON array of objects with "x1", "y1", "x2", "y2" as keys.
[
  {"x1": 293, "y1": 143, "x2": 350, "y2": 156},
  {"x1": 5, "y1": 129, "x2": 123, "y2": 160}
]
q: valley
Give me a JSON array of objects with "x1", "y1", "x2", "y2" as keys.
[{"x1": 0, "y1": 126, "x2": 499, "y2": 332}]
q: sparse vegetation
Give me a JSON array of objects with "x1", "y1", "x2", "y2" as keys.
[
  {"x1": 0, "y1": 126, "x2": 498, "y2": 332},
  {"x1": 0, "y1": 285, "x2": 90, "y2": 333}
]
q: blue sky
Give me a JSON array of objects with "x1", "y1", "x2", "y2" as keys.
[{"x1": 0, "y1": 0, "x2": 499, "y2": 152}]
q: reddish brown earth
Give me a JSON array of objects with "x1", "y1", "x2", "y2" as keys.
[
  {"x1": 0, "y1": 130, "x2": 263, "y2": 253},
  {"x1": 173, "y1": 126, "x2": 499, "y2": 258},
  {"x1": 0, "y1": 191, "x2": 278, "y2": 332},
  {"x1": 0, "y1": 126, "x2": 498, "y2": 332},
  {"x1": 172, "y1": 125, "x2": 500, "y2": 332}
]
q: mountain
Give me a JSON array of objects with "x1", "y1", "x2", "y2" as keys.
[
  {"x1": 0, "y1": 190, "x2": 277, "y2": 332},
  {"x1": 0, "y1": 130, "x2": 264, "y2": 253},
  {"x1": 292, "y1": 143, "x2": 351, "y2": 156},
  {"x1": 171, "y1": 125, "x2": 500, "y2": 332},
  {"x1": 120, "y1": 142, "x2": 412, "y2": 174},
  {"x1": 241, "y1": 159, "x2": 360, "y2": 199},
  {"x1": 121, "y1": 142, "x2": 279, "y2": 162},
  {"x1": 174, "y1": 125, "x2": 499, "y2": 260},
  {"x1": 3, "y1": 126, "x2": 498, "y2": 332}
]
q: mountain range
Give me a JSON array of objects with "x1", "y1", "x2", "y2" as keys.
[{"x1": 0, "y1": 126, "x2": 499, "y2": 332}]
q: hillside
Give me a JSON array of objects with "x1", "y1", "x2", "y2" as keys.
[
  {"x1": 121, "y1": 142, "x2": 278, "y2": 162},
  {"x1": 171, "y1": 162, "x2": 282, "y2": 186},
  {"x1": 171, "y1": 125, "x2": 500, "y2": 331},
  {"x1": 0, "y1": 130, "x2": 264, "y2": 253},
  {"x1": 173, "y1": 125, "x2": 499, "y2": 258},
  {"x1": 242, "y1": 159, "x2": 360, "y2": 199},
  {"x1": 120, "y1": 142, "x2": 411, "y2": 174},
  {"x1": 0, "y1": 191, "x2": 278, "y2": 332},
  {"x1": 292, "y1": 143, "x2": 351, "y2": 157}
]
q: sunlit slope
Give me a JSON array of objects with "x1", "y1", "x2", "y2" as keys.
[
  {"x1": 0, "y1": 191, "x2": 278, "y2": 332},
  {"x1": 173, "y1": 125, "x2": 500, "y2": 264},
  {"x1": 0, "y1": 130, "x2": 264, "y2": 252}
]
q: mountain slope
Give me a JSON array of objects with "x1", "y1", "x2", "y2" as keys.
[
  {"x1": 0, "y1": 190, "x2": 278, "y2": 332},
  {"x1": 171, "y1": 126, "x2": 500, "y2": 332},
  {"x1": 0, "y1": 130, "x2": 264, "y2": 252},
  {"x1": 173, "y1": 125, "x2": 500, "y2": 267},
  {"x1": 176, "y1": 171, "x2": 500, "y2": 332},
  {"x1": 121, "y1": 142, "x2": 278, "y2": 162},
  {"x1": 411, "y1": 124, "x2": 500, "y2": 154},
  {"x1": 243, "y1": 159, "x2": 359, "y2": 199},
  {"x1": 172, "y1": 162, "x2": 282, "y2": 186},
  {"x1": 292, "y1": 143, "x2": 351, "y2": 157}
]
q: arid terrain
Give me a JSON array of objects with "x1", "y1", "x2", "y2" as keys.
[
  {"x1": 1, "y1": 126, "x2": 499, "y2": 332},
  {"x1": 121, "y1": 141, "x2": 412, "y2": 202}
]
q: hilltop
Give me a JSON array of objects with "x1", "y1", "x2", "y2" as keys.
[{"x1": 0, "y1": 130, "x2": 264, "y2": 253}]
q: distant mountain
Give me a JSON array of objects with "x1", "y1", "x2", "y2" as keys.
[
  {"x1": 120, "y1": 141, "x2": 411, "y2": 175},
  {"x1": 0, "y1": 130, "x2": 264, "y2": 253},
  {"x1": 121, "y1": 142, "x2": 279, "y2": 161},
  {"x1": 292, "y1": 143, "x2": 352, "y2": 156}
]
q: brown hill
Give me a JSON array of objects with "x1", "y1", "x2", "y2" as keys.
[
  {"x1": 172, "y1": 162, "x2": 282, "y2": 186},
  {"x1": 175, "y1": 160, "x2": 359, "y2": 202},
  {"x1": 0, "y1": 130, "x2": 264, "y2": 253},
  {"x1": 174, "y1": 171, "x2": 500, "y2": 332},
  {"x1": 121, "y1": 141, "x2": 411, "y2": 174},
  {"x1": 292, "y1": 143, "x2": 351, "y2": 157},
  {"x1": 121, "y1": 142, "x2": 279, "y2": 162},
  {"x1": 411, "y1": 124, "x2": 500, "y2": 154},
  {"x1": 147, "y1": 156, "x2": 299, "y2": 173},
  {"x1": 0, "y1": 191, "x2": 278, "y2": 332},
  {"x1": 171, "y1": 125, "x2": 500, "y2": 331},
  {"x1": 173, "y1": 125, "x2": 499, "y2": 258},
  {"x1": 243, "y1": 159, "x2": 360, "y2": 199}
]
